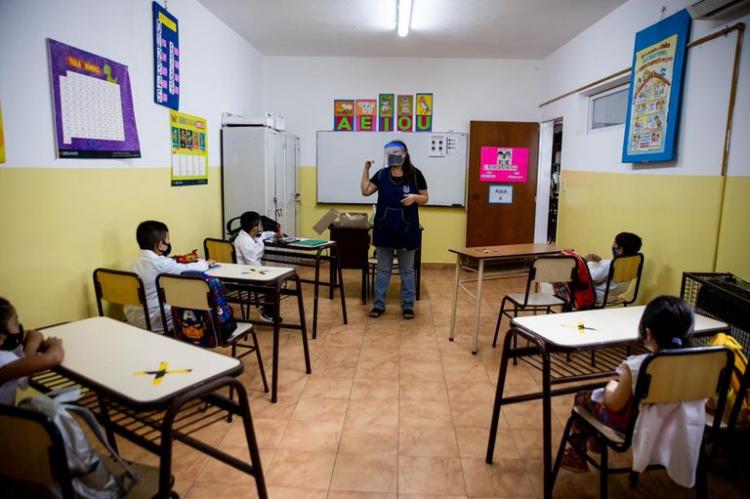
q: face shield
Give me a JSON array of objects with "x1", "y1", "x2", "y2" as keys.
[{"x1": 384, "y1": 141, "x2": 406, "y2": 168}]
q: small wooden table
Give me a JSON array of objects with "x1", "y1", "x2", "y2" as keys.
[
  {"x1": 485, "y1": 306, "x2": 728, "y2": 499},
  {"x1": 206, "y1": 263, "x2": 312, "y2": 403},
  {"x1": 37, "y1": 317, "x2": 267, "y2": 499},
  {"x1": 448, "y1": 243, "x2": 560, "y2": 353},
  {"x1": 263, "y1": 238, "x2": 348, "y2": 338}
]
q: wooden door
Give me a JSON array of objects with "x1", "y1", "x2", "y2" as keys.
[{"x1": 466, "y1": 121, "x2": 539, "y2": 247}]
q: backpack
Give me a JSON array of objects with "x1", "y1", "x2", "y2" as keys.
[
  {"x1": 18, "y1": 389, "x2": 138, "y2": 498},
  {"x1": 557, "y1": 249, "x2": 596, "y2": 310},
  {"x1": 170, "y1": 271, "x2": 238, "y2": 348},
  {"x1": 706, "y1": 333, "x2": 749, "y2": 425}
]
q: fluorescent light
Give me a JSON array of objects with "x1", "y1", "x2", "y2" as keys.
[{"x1": 398, "y1": 0, "x2": 413, "y2": 37}]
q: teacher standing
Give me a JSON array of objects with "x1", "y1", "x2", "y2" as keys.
[{"x1": 361, "y1": 140, "x2": 429, "y2": 319}]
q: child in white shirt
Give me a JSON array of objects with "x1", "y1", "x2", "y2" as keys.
[
  {"x1": 585, "y1": 232, "x2": 642, "y2": 305},
  {"x1": 234, "y1": 211, "x2": 281, "y2": 265},
  {"x1": 0, "y1": 297, "x2": 65, "y2": 405},
  {"x1": 124, "y1": 220, "x2": 212, "y2": 332}
]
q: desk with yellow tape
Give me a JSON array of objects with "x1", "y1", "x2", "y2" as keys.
[{"x1": 32, "y1": 317, "x2": 267, "y2": 498}]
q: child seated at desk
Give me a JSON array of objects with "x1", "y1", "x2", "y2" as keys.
[
  {"x1": 124, "y1": 220, "x2": 213, "y2": 333},
  {"x1": 560, "y1": 296, "x2": 696, "y2": 477},
  {"x1": 0, "y1": 298, "x2": 65, "y2": 405},
  {"x1": 585, "y1": 232, "x2": 642, "y2": 305}
]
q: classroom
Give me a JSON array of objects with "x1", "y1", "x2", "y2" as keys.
[{"x1": 1, "y1": 0, "x2": 749, "y2": 497}]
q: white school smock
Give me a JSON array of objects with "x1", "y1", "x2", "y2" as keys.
[
  {"x1": 623, "y1": 354, "x2": 706, "y2": 488},
  {"x1": 0, "y1": 344, "x2": 26, "y2": 405},
  {"x1": 123, "y1": 250, "x2": 209, "y2": 332},
  {"x1": 234, "y1": 229, "x2": 276, "y2": 266}
]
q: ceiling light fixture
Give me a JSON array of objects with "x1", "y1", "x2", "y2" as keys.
[{"x1": 397, "y1": 0, "x2": 413, "y2": 37}]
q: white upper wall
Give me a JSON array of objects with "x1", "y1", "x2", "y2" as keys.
[
  {"x1": 263, "y1": 57, "x2": 543, "y2": 166},
  {"x1": 541, "y1": 0, "x2": 750, "y2": 176},
  {"x1": 0, "y1": 0, "x2": 264, "y2": 168}
]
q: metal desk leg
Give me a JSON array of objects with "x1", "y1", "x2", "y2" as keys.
[
  {"x1": 486, "y1": 326, "x2": 514, "y2": 463},
  {"x1": 541, "y1": 347, "x2": 553, "y2": 499},
  {"x1": 328, "y1": 248, "x2": 335, "y2": 300},
  {"x1": 234, "y1": 380, "x2": 269, "y2": 499},
  {"x1": 472, "y1": 260, "x2": 485, "y2": 354},
  {"x1": 448, "y1": 255, "x2": 461, "y2": 341},
  {"x1": 96, "y1": 395, "x2": 120, "y2": 454},
  {"x1": 294, "y1": 274, "x2": 312, "y2": 375},
  {"x1": 312, "y1": 252, "x2": 321, "y2": 339},
  {"x1": 334, "y1": 245, "x2": 348, "y2": 325},
  {"x1": 271, "y1": 281, "x2": 282, "y2": 404}
]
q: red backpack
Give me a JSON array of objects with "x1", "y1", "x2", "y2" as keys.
[{"x1": 561, "y1": 249, "x2": 596, "y2": 310}]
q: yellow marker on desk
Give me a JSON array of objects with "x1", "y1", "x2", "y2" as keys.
[
  {"x1": 562, "y1": 322, "x2": 598, "y2": 333},
  {"x1": 241, "y1": 268, "x2": 268, "y2": 275}
]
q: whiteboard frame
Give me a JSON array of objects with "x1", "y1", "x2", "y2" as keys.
[{"x1": 315, "y1": 131, "x2": 468, "y2": 207}]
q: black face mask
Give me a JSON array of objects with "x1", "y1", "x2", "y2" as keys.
[
  {"x1": 1, "y1": 324, "x2": 24, "y2": 351},
  {"x1": 387, "y1": 154, "x2": 405, "y2": 167},
  {"x1": 161, "y1": 242, "x2": 172, "y2": 256}
]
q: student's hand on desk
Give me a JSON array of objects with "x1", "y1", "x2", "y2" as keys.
[
  {"x1": 401, "y1": 194, "x2": 418, "y2": 207},
  {"x1": 585, "y1": 253, "x2": 601, "y2": 262},
  {"x1": 206, "y1": 259, "x2": 216, "y2": 267}
]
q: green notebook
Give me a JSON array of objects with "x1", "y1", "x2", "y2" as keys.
[{"x1": 293, "y1": 239, "x2": 328, "y2": 247}]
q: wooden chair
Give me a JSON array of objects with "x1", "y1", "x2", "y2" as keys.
[
  {"x1": 594, "y1": 253, "x2": 645, "y2": 308},
  {"x1": 204, "y1": 237, "x2": 236, "y2": 263},
  {"x1": 0, "y1": 404, "x2": 165, "y2": 498},
  {"x1": 156, "y1": 273, "x2": 268, "y2": 393},
  {"x1": 492, "y1": 255, "x2": 578, "y2": 348},
  {"x1": 551, "y1": 346, "x2": 735, "y2": 499},
  {"x1": 93, "y1": 268, "x2": 151, "y2": 331}
]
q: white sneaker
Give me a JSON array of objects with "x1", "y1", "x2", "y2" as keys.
[{"x1": 259, "y1": 310, "x2": 281, "y2": 323}]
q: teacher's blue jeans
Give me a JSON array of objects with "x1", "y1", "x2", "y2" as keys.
[{"x1": 373, "y1": 247, "x2": 416, "y2": 311}]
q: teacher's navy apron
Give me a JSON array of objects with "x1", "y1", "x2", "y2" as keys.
[{"x1": 373, "y1": 169, "x2": 420, "y2": 250}]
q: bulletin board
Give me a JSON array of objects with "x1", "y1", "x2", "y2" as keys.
[{"x1": 47, "y1": 38, "x2": 141, "y2": 158}]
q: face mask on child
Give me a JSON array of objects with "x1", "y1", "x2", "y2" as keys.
[
  {"x1": 0, "y1": 324, "x2": 24, "y2": 351},
  {"x1": 160, "y1": 242, "x2": 172, "y2": 256},
  {"x1": 611, "y1": 245, "x2": 618, "y2": 258}
]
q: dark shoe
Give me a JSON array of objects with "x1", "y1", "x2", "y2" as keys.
[
  {"x1": 402, "y1": 309, "x2": 415, "y2": 319},
  {"x1": 259, "y1": 309, "x2": 281, "y2": 324},
  {"x1": 560, "y1": 447, "x2": 589, "y2": 473},
  {"x1": 369, "y1": 308, "x2": 384, "y2": 318}
]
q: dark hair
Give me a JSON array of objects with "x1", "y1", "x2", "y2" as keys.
[
  {"x1": 0, "y1": 297, "x2": 14, "y2": 336},
  {"x1": 136, "y1": 220, "x2": 169, "y2": 251},
  {"x1": 639, "y1": 295, "x2": 694, "y2": 350},
  {"x1": 240, "y1": 211, "x2": 261, "y2": 232},
  {"x1": 615, "y1": 232, "x2": 642, "y2": 255},
  {"x1": 387, "y1": 140, "x2": 417, "y2": 176}
]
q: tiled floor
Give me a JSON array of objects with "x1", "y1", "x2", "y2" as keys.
[{"x1": 109, "y1": 266, "x2": 747, "y2": 498}]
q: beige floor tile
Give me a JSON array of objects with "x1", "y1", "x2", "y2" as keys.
[
  {"x1": 265, "y1": 486, "x2": 328, "y2": 499},
  {"x1": 339, "y1": 424, "x2": 399, "y2": 455},
  {"x1": 278, "y1": 420, "x2": 343, "y2": 452},
  {"x1": 185, "y1": 480, "x2": 260, "y2": 498},
  {"x1": 221, "y1": 417, "x2": 288, "y2": 450},
  {"x1": 328, "y1": 491, "x2": 396, "y2": 499},
  {"x1": 398, "y1": 456, "x2": 467, "y2": 495},
  {"x1": 330, "y1": 453, "x2": 398, "y2": 492},
  {"x1": 400, "y1": 399, "x2": 454, "y2": 426},
  {"x1": 351, "y1": 377, "x2": 400, "y2": 400},
  {"x1": 461, "y1": 457, "x2": 536, "y2": 497},
  {"x1": 265, "y1": 450, "x2": 336, "y2": 490},
  {"x1": 345, "y1": 399, "x2": 400, "y2": 427},
  {"x1": 400, "y1": 380, "x2": 449, "y2": 403},
  {"x1": 399, "y1": 424, "x2": 459, "y2": 457},
  {"x1": 299, "y1": 375, "x2": 353, "y2": 399},
  {"x1": 292, "y1": 397, "x2": 349, "y2": 424},
  {"x1": 196, "y1": 446, "x2": 274, "y2": 485},
  {"x1": 455, "y1": 426, "x2": 520, "y2": 460}
]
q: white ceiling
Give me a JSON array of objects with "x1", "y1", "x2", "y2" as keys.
[{"x1": 198, "y1": 0, "x2": 626, "y2": 59}]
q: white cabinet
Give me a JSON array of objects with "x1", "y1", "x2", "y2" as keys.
[{"x1": 221, "y1": 126, "x2": 299, "y2": 236}]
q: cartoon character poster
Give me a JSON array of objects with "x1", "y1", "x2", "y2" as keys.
[
  {"x1": 334, "y1": 99, "x2": 354, "y2": 131},
  {"x1": 479, "y1": 146, "x2": 528, "y2": 182},
  {"x1": 170, "y1": 110, "x2": 208, "y2": 186},
  {"x1": 415, "y1": 93, "x2": 433, "y2": 132},
  {"x1": 622, "y1": 9, "x2": 690, "y2": 163},
  {"x1": 397, "y1": 95, "x2": 414, "y2": 132},
  {"x1": 378, "y1": 94, "x2": 394, "y2": 131},
  {"x1": 356, "y1": 99, "x2": 377, "y2": 131}
]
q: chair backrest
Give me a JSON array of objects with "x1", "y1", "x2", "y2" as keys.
[
  {"x1": 156, "y1": 273, "x2": 213, "y2": 313},
  {"x1": 226, "y1": 216, "x2": 242, "y2": 241},
  {"x1": 521, "y1": 255, "x2": 578, "y2": 307},
  {"x1": 0, "y1": 404, "x2": 74, "y2": 498},
  {"x1": 601, "y1": 253, "x2": 644, "y2": 306},
  {"x1": 204, "y1": 237, "x2": 236, "y2": 264},
  {"x1": 92, "y1": 268, "x2": 151, "y2": 331},
  {"x1": 624, "y1": 346, "x2": 735, "y2": 447}
]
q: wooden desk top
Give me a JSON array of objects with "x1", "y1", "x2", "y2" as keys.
[
  {"x1": 450, "y1": 243, "x2": 560, "y2": 260},
  {"x1": 206, "y1": 263, "x2": 295, "y2": 282},
  {"x1": 44, "y1": 317, "x2": 241, "y2": 406},
  {"x1": 512, "y1": 306, "x2": 727, "y2": 349}
]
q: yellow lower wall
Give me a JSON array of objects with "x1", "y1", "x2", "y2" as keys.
[
  {"x1": 556, "y1": 170, "x2": 732, "y2": 303},
  {"x1": 0, "y1": 167, "x2": 223, "y2": 327},
  {"x1": 297, "y1": 166, "x2": 466, "y2": 264},
  {"x1": 715, "y1": 176, "x2": 750, "y2": 281}
]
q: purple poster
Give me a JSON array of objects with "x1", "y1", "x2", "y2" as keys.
[
  {"x1": 48, "y1": 38, "x2": 141, "y2": 158},
  {"x1": 479, "y1": 146, "x2": 528, "y2": 182}
]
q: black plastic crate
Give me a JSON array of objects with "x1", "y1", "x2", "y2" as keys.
[{"x1": 681, "y1": 272, "x2": 750, "y2": 354}]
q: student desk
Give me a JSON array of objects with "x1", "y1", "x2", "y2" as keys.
[
  {"x1": 263, "y1": 238, "x2": 348, "y2": 339},
  {"x1": 35, "y1": 317, "x2": 267, "y2": 499},
  {"x1": 448, "y1": 243, "x2": 560, "y2": 354},
  {"x1": 207, "y1": 263, "x2": 312, "y2": 403},
  {"x1": 485, "y1": 306, "x2": 728, "y2": 499}
]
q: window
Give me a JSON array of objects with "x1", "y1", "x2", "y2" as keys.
[{"x1": 588, "y1": 84, "x2": 629, "y2": 131}]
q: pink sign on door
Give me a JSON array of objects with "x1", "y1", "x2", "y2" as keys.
[{"x1": 480, "y1": 146, "x2": 528, "y2": 182}]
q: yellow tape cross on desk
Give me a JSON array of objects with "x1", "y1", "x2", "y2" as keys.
[{"x1": 134, "y1": 361, "x2": 193, "y2": 385}]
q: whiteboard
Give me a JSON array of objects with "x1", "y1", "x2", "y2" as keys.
[{"x1": 316, "y1": 131, "x2": 468, "y2": 206}]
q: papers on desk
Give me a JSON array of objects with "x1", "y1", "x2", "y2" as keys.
[{"x1": 291, "y1": 239, "x2": 328, "y2": 248}]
